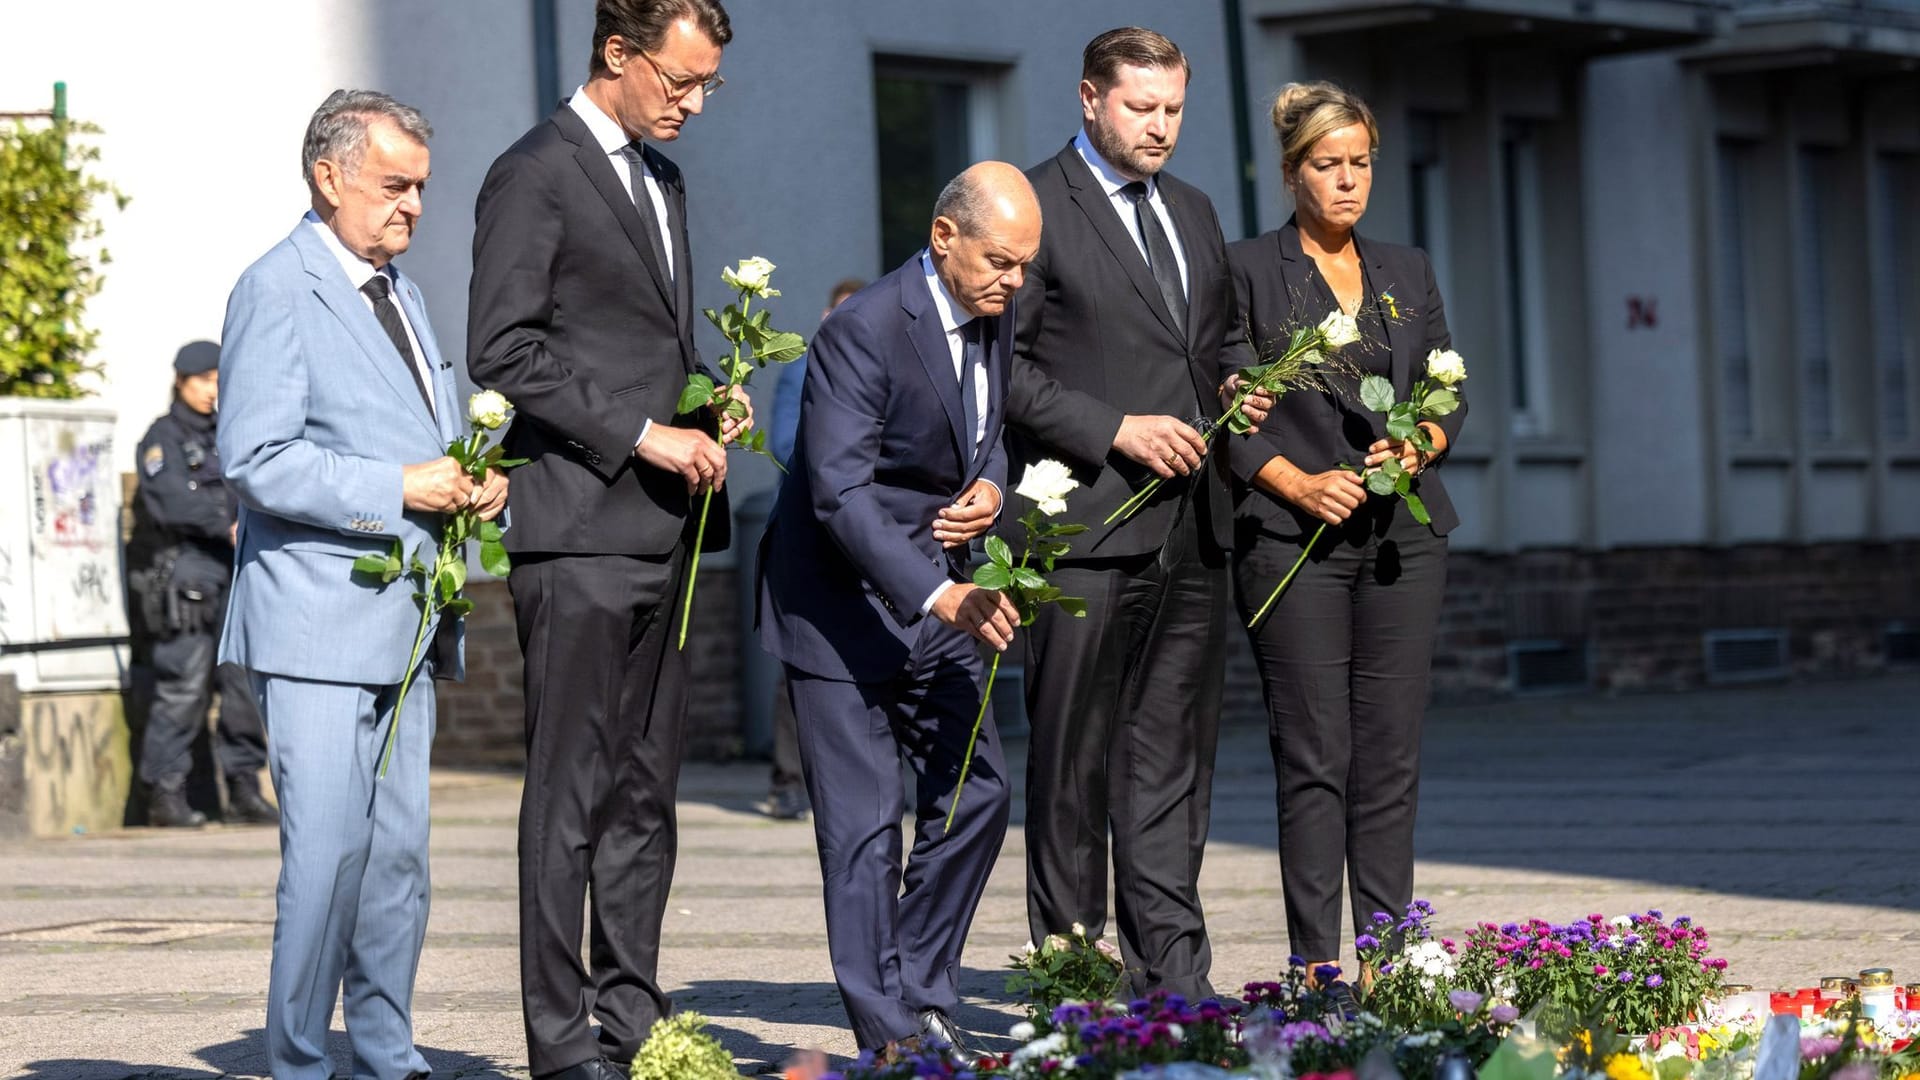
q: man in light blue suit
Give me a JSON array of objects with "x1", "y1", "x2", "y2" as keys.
[{"x1": 218, "y1": 90, "x2": 507, "y2": 1080}]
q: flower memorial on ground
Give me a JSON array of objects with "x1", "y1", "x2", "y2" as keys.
[{"x1": 758, "y1": 901, "x2": 1919, "y2": 1080}]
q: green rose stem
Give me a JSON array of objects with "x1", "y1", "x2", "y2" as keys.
[
  {"x1": 1103, "y1": 330, "x2": 1328, "y2": 526},
  {"x1": 675, "y1": 290, "x2": 753, "y2": 652},
  {"x1": 1246, "y1": 521, "x2": 1327, "y2": 631},
  {"x1": 379, "y1": 531, "x2": 451, "y2": 779},
  {"x1": 677, "y1": 486, "x2": 714, "y2": 650},
  {"x1": 945, "y1": 541, "x2": 1037, "y2": 833}
]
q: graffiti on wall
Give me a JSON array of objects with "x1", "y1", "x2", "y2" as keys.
[
  {"x1": 25, "y1": 693, "x2": 129, "y2": 836},
  {"x1": 22, "y1": 420, "x2": 125, "y2": 641}
]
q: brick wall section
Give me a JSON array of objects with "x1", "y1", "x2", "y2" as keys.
[
  {"x1": 432, "y1": 542, "x2": 1920, "y2": 767},
  {"x1": 433, "y1": 570, "x2": 745, "y2": 768}
]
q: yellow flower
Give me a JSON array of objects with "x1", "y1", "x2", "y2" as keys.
[{"x1": 1605, "y1": 1054, "x2": 1652, "y2": 1080}]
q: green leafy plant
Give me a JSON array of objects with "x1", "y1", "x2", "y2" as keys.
[
  {"x1": 1006, "y1": 923, "x2": 1127, "y2": 1023},
  {"x1": 629, "y1": 1011, "x2": 743, "y2": 1080},
  {"x1": 0, "y1": 117, "x2": 127, "y2": 397}
]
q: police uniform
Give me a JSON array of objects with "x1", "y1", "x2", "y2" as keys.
[{"x1": 127, "y1": 341, "x2": 274, "y2": 827}]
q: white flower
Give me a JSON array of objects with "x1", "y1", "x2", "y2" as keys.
[
  {"x1": 1317, "y1": 310, "x2": 1361, "y2": 348},
  {"x1": 1009, "y1": 1020, "x2": 1036, "y2": 1041},
  {"x1": 468, "y1": 389, "x2": 511, "y2": 430},
  {"x1": 1425, "y1": 348, "x2": 1468, "y2": 387},
  {"x1": 1016, "y1": 459, "x2": 1080, "y2": 517},
  {"x1": 1613, "y1": 915, "x2": 1633, "y2": 928},
  {"x1": 1168, "y1": 1023, "x2": 1185, "y2": 1042},
  {"x1": 1070, "y1": 921, "x2": 1087, "y2": 937},
  {"x1": 721, "y1": 256, "x2": 777, "y2": 296}
]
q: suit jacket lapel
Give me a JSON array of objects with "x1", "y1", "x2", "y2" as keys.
[
  {"x1": 647, "y1": 144, "x2": 698, "y2": 375},
  {"x1": 291, "y1": 225, "x2": 439, "y2": 441},
  {"x1": 1056, "y1": 147, "x2": 1184, "y2": 346},
  {"x1": 1276, "y1": 223, "x2": 1318, "y2": 352},
  {"x1": 556, "y1": 109, "x2": 675, "y2": 313},
  {"x1": 395, "y1": 270, "x2": 460, "y2": 445},
  {"x1": 1162, "y1": 183, "x2": 1212, "y2": 354},
  {"x1": 1359, "y1": 233, "x2": 1410, "y2": 394},
  {"x1": 965, "y1": 314, "x2": 1008, "y2": 486},
  {"x1": 903, "y1": 273, "x2": 969, "y2": 471}
]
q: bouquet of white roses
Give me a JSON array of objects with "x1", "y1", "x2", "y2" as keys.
[
  {"x1": 351, "y1": 390, "x2": 525, "y2": 778},
  {"x1": 1104, "y1": 309, "x2": 1360, "y2": 525},
  {"x1": 946, "y1": 460, "x2": 1088, "y2": 832},
  {"x1": 675, "y1": 257, "x2": 807, "y2": 649},
  {"x1": 1245, "y1": 347, "x2": 1466, "y2": 630}
]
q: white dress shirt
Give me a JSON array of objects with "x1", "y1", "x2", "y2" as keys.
[
  {"x1": 1073, "y1": 128, "x2": 1189, "y2": 297},
  {"x1": 919, "y1": 252, "x2": 999, "y2": 616},
  {"x1": 569, "y1": 87, "x2": 672, "y2": 449},
  {"x1": 306, "y1": 210, "x2": 434, "y2": 418}
]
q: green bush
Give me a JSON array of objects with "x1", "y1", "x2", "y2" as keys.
[
  {"x1": 0, "y1": 118, "x2": 125, "y2": 398},
  {"x1": 628, "y1": 1011, "x2": 742, "y2": 1080}
]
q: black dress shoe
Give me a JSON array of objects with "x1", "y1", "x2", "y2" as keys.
[
  {"x1": 918, "y1": 1008, "x2": 974, "y2": 1064},
  {"x1": 542, "y1": 1056, "x2": 625, "y2": 1080},
  {"x1": 1324, "y1": 979, "x2": 1362, "y2": 1021}
]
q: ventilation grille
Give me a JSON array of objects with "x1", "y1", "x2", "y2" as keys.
[
  {"x1": 1886, "y1": 622, "x2": 1920, "y2": 667},
  {"x1": 1703, "y1": 628, "x2": 1790, "y2": 683},
  {"x1": 1509, "y1": 639, "x2": 1590, "y2": 694}
]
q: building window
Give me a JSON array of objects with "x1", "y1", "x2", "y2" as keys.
[
  {"x1": 1501, "y1": 119, "x2": 1551, "y2": 438},
  {"x1": 873, "y1": 58, "x2": 1003, "y2": 270},
  {"x1": 1795, "y1": 146, "x2": 1836, "y2": 443},
  {"x1": 1872, "y1": 152, "x2": 1914, "y2": 444},
  {"x1": 1715, "y1": 140, "x2": 1756, "y2": 443},
  {"x1": 1407, "y1": 111, "x2": 1451, "y2": 296}
]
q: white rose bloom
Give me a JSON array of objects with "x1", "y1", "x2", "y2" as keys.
[
  {"x1": 1016, "y1": 459, "x2": 1080, "y2": 517},
  {"x1": 468, "y1": 389, "x2": 511, "y2": 430},
  {"x1": 1425, "y1": 348, "x2": 1468, "y2": 387},
  {"x1": 1318, "y1": 310, "x2": 1362, "y2": 348},
  {"x1": 722, "y1": 256, "x2": 777, "y2": 296}
]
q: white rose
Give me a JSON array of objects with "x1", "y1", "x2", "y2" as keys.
[
  {"x1": 1425, "y1": 348, "x2": 1468, "y2": 387},
  {"x1": 468, "y1": 389, "x2": 511, "y2": 430},
  {"x1": 1317, "y1": 310, "x2": 1362, "y2": 349},
  {"x1": 1016, "y1": 459, "x2": 1080, "y2": 517},
  {"x1": 721, "y1": 256, "x2": 777, "y2": 296}
]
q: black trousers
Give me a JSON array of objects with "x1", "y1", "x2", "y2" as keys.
[
  {"x1": 785, "y1": 622, "x2": 1010, "y2": 1050},
  {"x1": 135, "y1": 610, "x2": 267, "y2": 788},
  {"x1": 769, "y1": 673, "x2": 804, "y2": 795},
  {"x1": 509, "y1": 550, "x2": 689, "y2": 1078},
  {"x1": 1022, "y1": 503, "x2": 1227, "y2": 998},
  {"x1": 1232, "y1": 502, "x2": 1448, "y2": 961}
]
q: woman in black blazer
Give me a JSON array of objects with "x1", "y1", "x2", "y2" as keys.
[{"x1": 1225, "y1": 82, "x2": 1468, "y2": 978}]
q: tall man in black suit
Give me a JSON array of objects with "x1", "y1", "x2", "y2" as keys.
[
  {"x1": 759, "y1": 162, "x2": 1040, "y2": 1062},
  {"x1": 1008, "y1": 27, "x2": 1270, "y2": 999},
  {"x1": 466, "y1": 3, "x2": 742, "y2": 1078}
]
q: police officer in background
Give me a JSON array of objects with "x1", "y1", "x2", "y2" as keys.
[{"x1": 126, "y1": 341, "x2": 275, "y2": 827}]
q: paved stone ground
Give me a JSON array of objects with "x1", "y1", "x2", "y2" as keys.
[{"x1": 3, "y1": 673, "x2": 1916, "y2": 1079}]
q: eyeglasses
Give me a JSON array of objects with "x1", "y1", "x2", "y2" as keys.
[{"x1": 639, "y1": 51, "x2": 723, "y2": 101}]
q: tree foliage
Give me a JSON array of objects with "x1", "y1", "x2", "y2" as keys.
[{"x1": 0, "y1": 119, "x2": 125, "y2": 398}]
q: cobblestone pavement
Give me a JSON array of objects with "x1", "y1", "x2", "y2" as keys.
[{"x1": 3, "y1": 674, "x2": 1915, "y2": 1078}]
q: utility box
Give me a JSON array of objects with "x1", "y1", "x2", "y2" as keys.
[{"x1": 0, "y1": 398, "x2": 130, "y2": 693}]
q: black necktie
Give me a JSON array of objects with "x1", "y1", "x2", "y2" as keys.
[
  {"x1": 618, "y1": 142, "x2": 674, "y2": 286},
  {"x1": 1121, "y1": 180, "x2": 1188, "y2": 340},
  {"x1": 960, "y1": 319, "x2": 984, "y2": 466},
  {"x1": 359, "y1": 274, "x2": 433, "y2": 415}
]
